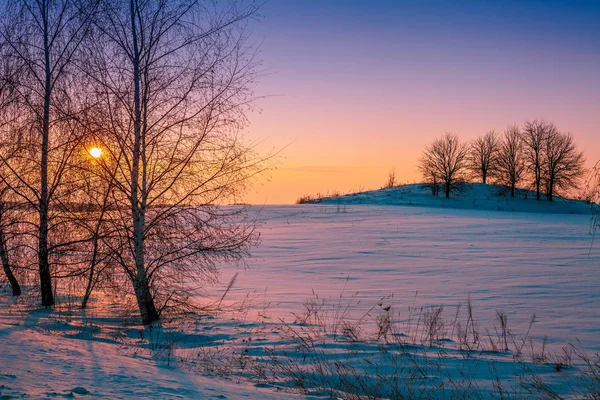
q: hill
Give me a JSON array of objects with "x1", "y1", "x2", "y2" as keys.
[{"x1": 303, "y1": 183, "x2": 593, "y2": 214}]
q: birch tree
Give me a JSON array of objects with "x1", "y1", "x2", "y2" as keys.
[
  {"x1": 0, "y1": 0, "x2": 97, "y2": 306},
  {"x1": 86, "y1": 0, "x2": 261, "y2": 324},
  {"x1": 0, "y1": 49, "x2": 21, "y2": 296},
  {"x1": 0, "y1": 179, "x2": 22, "y2": 296}
]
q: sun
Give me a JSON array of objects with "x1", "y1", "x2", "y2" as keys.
[{"x1": 89, "y1": 147, "x2": 103, "y2": 159}]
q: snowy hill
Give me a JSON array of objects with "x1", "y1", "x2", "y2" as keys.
[{"x1": 305, "y1": 183, "x2": 593, "y2": 214}]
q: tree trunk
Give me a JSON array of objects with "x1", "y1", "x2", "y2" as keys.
[
  {"x1": 548, "y1": 177, "x2": 554, "y2": 202},
  {"x1": 535, "y1": 166, "x2": 541, "y2": 200},
  {"x1": 80, "y1": 236, "x2": 98, "y2": 308},
  {"x1": 0, "y1": 232, "x2": 20, "y2": 296},
  {"x1": 482, "y1": 170, "x2": 487, "y2": 184},
  {"x1": 39, "y1": 204, "x2": 53, "y2": 305},
  {"x1": 133, "y1": 268, "x2": 159, "y2": 325},
  {"x1": 510, "y1": 183, "x2": 515, "y2": 198},
  {"x1": 129, "y1": 0, "x2": 158, "y2": 325},
  {"x1": 82, "y1": 214, "x2": 107, "y2": 308},
  {"x1": 132, "y1": 205, "x2": 158, "y2": 324},
  {"x1": 39, "y1": 8, "x2": 54, "y2": 307},
  {"x1": 445, "y1": 182, "x2": 450, "y2": 198}
]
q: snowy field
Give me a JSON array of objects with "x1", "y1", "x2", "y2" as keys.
[
  {"x1": 1, "y1": 185, "x2": 599, "y2": 398},
  {"x1": 224, "y1": 202, "x2": 599, "y2": 353},
  {"x1": 0, "y1": 304, "x2": 306, "y2": 399}
]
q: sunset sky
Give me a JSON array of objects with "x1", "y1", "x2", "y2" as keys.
[{"x1": 245, "y1": 0, "x2": 600, "y2": 204}]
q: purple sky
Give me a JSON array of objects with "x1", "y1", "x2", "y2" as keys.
[{"x1": 245, "y1": 1, "x2": 600, "y2": 204}]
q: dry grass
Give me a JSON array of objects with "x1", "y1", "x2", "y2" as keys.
[
  {"x1": 249, "y1": 292, "x2": 599, "y2": 399},
  {"x1": 4, "y1": 286, "x2": 599, "y2": 399},
  {"x1": 296, "y1": 191, "x2": 342, "y2": 204}
]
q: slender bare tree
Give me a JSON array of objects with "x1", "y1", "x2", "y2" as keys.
[
  {"x1": 497, "y1": 125, "x2": 526, "y2": 197},
  {"x1": 543, "y1": 130, "x2": 585, "y2": 201},
  {"x1": 0, "y1": 0, "x2": 98, "y2": 306},
  {"x1": 591, "y1": 161, "x2": 600, "y2": 239},
  {"x1": 76, "y1": 143, "x2": 119, "y2": 309},
  {"x1": 468, "y1": 131, "x2": 500, "y2": 184},
  {"x1": 419, "y1": 158, "x2": 440, "y2": 196},
  {"x1": 522, "y1": 120, "x2": 554, "y2": 201},
  {"x1": 383, "y1": 169, "x2": 397, "y2": 189},
  {"x1": 594, "y1": 161, "x2": 600, "y2": 202},
  {"x1": 0, "y1": 185, "x2": 22, "y2": 296},
  {"x1": 419, "y1": 133, "x2": 469, "y2": 198},
  {"x1": 0, "y1": 35, "x2": 24, "y2": 296},
  {"x1": 83, "y1": 0, "x2": 262, "y2": 324}
]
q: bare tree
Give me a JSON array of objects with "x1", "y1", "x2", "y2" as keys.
[
  {"x1": 383, "y1": 169, "x2": 397, "y2": 189},
  {"x1": 523, "y1": 120, "x2": 554, "y2": 201},
  {"x1": 77, "y1": 145, "x2": 119, "y2": 309},
  {"x1": 84, "y1": 0, "x2": 262, "y2": 324},
  {"x1": 468, "y1": 131, "x2": 500, "y2": 184},
  {"x1": 0, "y1": 0, "x2": 97, "y2": 306},
  {"x1": 419, "y1": 158, "x2": 440, "y2": 196},
  {"x1": 593, "y1": 161, "x2": 600, "y2": 202},
  {"x1": 497, "y1": 125, "x2": 526, "y2": 197},
  {"x1": 419, "y1": 133, "x2": 469, "y2": 198},
  {"x1": 590, "y1": 161, "x2": 600, "y2": 240},
  {"x1": 0, "y1": 46, "x2": 21, "y2": 296},
  {"x1": 543, "y1": 130, "x2": 585, "y2": 201},
  {"x1": 0, "y1": 185, "x2": 22, "y2": 296}
]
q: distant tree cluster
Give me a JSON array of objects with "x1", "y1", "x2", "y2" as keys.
[
  {"x1": 0, "y1": 0, "x2": 262, "y2": 325},
  {"x1": 419, "y1": 120, "x2": 586, "y2": 200}
]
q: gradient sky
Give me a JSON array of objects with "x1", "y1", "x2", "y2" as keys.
[{"x1": 244, "y1": 0, "x2": 600, "y2": 204}]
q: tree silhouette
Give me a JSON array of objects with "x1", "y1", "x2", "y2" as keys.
[
  {"x1": 468, "y1": 131, "x2": 500, "y2": 184},
  {"x1": 0, "y1": 0, "x2": 97, "y2": 306},
  {"x1": 83, "y1": 0, "x2": 262, "y2": 324},
  {"x1": 497, "y1": 126, "x2": 526, "y2": 197},
  {"x1": 419, "y1": 133, "x2": 469, "y2": 198},
  {"x1": 543, "y1": 129, "x2": 585, "y2": 201},
  {"x1": 523, "y1": 120, "x2": 552, "y2": 201}
]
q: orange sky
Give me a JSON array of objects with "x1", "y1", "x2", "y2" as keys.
[{"x1": 242, "y1": 1, "x2": 600, "y2": 204}]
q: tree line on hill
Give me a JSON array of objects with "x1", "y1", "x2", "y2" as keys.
[
  {"x1": 418, "y1": 120, "x2": 587, "y2": 201},
  {"x1": 0, "y1": 0, "x2": 261, "y2": 325}
]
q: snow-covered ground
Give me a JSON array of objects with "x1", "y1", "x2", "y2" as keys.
[
  {"x1": 0, "y1": 297, "x2": 306, "y2": 399},
  {"x1": 223, "y1": 200, "x2": 599, "y2": 353},
  {"x1": 1, "y1": 184, "x2": 599, "y2": 398},
  {"x1": 304, "y1": 183, "x2": 593, "y2": 215}
]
